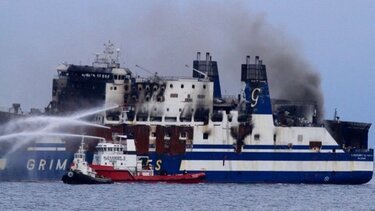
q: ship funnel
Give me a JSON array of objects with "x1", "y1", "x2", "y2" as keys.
[
  {"x1": 12, "y1": 103, "x2": 21, "y2": 114},
  {"x1": 255, "y1": 56, "x2": 259, "y2": 65},
  {"x1": 197, "y1": 52, "x2": 201, "y2": 60},
  {"x1": 246, "y1": 56, "x2": 250, "y2": 65},
  {"x1": 193, "y1": 52, "x2": 222, "y2": 98},
  {"x1": 241, "y1": 56, "x2": 271, "y2": 114}
]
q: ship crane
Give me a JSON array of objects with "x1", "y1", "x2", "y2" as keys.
[
  {"x1": 135, "y1": 64, "x2": 160, "y2": 80},
  {"x1": 185, "y1": 64, "x2": 208, "y2": 79}
]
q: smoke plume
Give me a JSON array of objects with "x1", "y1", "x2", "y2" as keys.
[
  {"x1": 123, "y1": 1, "x2": 324, "y2": 118},
  {"x1": 0, "y1": 1, "x2": 324, "y2": 119}
]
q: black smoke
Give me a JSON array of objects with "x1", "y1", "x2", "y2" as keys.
[{"x1": 124, "y1": 1, "x2": 324, "y2": 118}]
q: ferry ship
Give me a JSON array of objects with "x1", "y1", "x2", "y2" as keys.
[{"x1": 0, "y1": 42, "x2": 372, "y2": 183}]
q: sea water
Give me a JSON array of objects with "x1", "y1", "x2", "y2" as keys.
[{"x1": 0, "y1": 177, "x2": 374, "y2": 211}]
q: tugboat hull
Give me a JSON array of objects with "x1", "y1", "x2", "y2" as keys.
[{"x1": 61, "y1": 170, "x2": 113, "y2": 185}]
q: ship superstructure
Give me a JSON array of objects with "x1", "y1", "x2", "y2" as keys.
[{"x1": 0, "y1": 42, "x2": 372, "y2": 183}]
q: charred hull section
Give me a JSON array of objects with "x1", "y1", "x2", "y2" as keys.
[{"x1": 325, "y1": 120, "x2": 371, "y2": 150}]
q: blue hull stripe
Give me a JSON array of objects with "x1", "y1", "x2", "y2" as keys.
[
  {"x1": 184, "y1": 152, "x2": 373, "y2": 161},
  {"x1": 190, "y1": 170, "x2": 373, "y2": 184},
  {"x1": 193, "y1": 144, "x2": 342, "y2": 150}
]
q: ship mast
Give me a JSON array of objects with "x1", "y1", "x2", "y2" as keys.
[{"x1": 93, "y1": 40, "x2": 120, "y2": 68}]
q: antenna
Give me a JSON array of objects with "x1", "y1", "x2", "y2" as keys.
[
  {"x1": 333, "y1": 108, "x2": 340, "y2": 121},
  {"x1": 185, "y1": 64, "x2": 208, "y2": 79},
  {"x1": 116, "y1": 48, "x2": 120, "y2": 62}
]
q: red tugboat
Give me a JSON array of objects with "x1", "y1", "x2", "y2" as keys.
[{"x1": 89, "y1": 135, "x2": 205, "y2": 183}]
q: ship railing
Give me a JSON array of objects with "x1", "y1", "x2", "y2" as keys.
[{"x1": 138, "y1": 75, "x2": 209, "y2": 82}]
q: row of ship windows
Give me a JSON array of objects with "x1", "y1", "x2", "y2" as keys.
[
  {"x1": 142, "y1": 107, "x2": 201, "y2": 113},
  {"x1": 149, "y1": 132, "x2": 310, "y2": 143},
  {"x1": 150, "y1": 132, "x2": 187, "y2": 138},
  {"x1": 126, "y1": 94, "x2": 206, "y2": 103},
  {"x1": 169, "y1": 84, "x2": 206, "y2": 89},
  {"x1": 170, "y1": 93, "x2": 205, "y2": 99},
  {"x1": 97, "y1": 147, "x2": 123, "y2": 152},
  {"x1": 113, "y1": 75, "x2": 126, "y2": 80},
  {"x1": 123, "y1": 84, "x2": 207, "y2": 92}
]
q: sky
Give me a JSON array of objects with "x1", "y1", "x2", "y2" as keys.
[{"x1": 0, "y1": 0, "x2": 374, "y2": 144}]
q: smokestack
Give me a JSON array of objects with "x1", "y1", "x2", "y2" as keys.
[
  {"x1": 255, "y1": 56, "x2": 259, "y2": 65},
  {"x1": 12, "y1": 103, "x2": 20, "y2": 114},
  {"x1": 210, "y1": 56, "x2": 212, "y2": 61},
  {"x1": 246, "y1": 55, "x2": 250, "y2": 65},
  {"x1": 206, "y1": 52, "x2": 210, "y2": 61},
  {"x1": 197, "y1": 52, "x2": 201, "y2": 60}
]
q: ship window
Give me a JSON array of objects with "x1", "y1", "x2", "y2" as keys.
[
  {"x1": 203, "y1": 85, "x2": 206, "y2": 89},
  {"x1": 170, "y1": 84, "x2": 173, "y2": 88},
  {"x1": 151, "y1": 132, "x2": 156, "y2": 137},
  {"x1": 114, "y1": 86, "x2": 117, "y2": 90},
  {"x1": 181, "y1": 84, "x2": 184, "y2": 89},
  {"x1": 114, "y1": 75, "x2": 118, "y2": 80},
  {"x1": 110, "y1": 87, "x2": 113, "y2": 90},
  {"x1": 298, "y1": 135, "x2": 303, "y2": 142},
  {"x1": 170, "y1": 93, "x2": 178, "y2": 98},
  {"x1": 165, "y1": 117, "x2": 177, "y2": 122},
  {"x1": 166, "y1": 108, "x2": 169, "y2": 112},
  {"x1": 180, "y1": 132, "x2": 187, "y2": 138},
  {"x1": 197, "y1": 95, "x2": 205, "y2": 99},
  {"x1": 309, "y1": 141, "x2": 322, "y2": 151},
  {"x1": 254, "y1": 134, "x2": 260, "y2": 141},
  {"x1": 125, "y1": 85, "x2": 129, "y2": 91},
  {"x1": 179, "y1": 108, "x2": 182, "y2": 112},
  {"x1": 203, "y1": 133, "x2": 209, "y2": 139},
  {"x1": 192, "y1": 84, "x2": 195, "y2": 89}
]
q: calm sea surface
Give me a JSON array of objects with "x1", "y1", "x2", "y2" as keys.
[{"x1": 1, "y1": 178, "x2": 375, "y2": 211}]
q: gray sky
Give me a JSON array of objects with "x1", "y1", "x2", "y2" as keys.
[{"x1": 0, "y1": 0, "x2": 374, "y2": 143}]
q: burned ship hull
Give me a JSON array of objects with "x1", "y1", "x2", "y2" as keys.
[{"x1": 0, "y1": 43, "x2": 372, "y2": 183}]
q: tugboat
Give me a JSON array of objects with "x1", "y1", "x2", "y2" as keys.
[
  {"x1": 89, "y1": 135, "x2": 205, "y2": 183},
  {"x1": 61, "y1": 139, "x2": 113, "y2": 185}
]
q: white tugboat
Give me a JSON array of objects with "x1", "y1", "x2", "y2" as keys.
[{"x1": 61, "y1": 139, "x2": 113, "y2": 185}]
